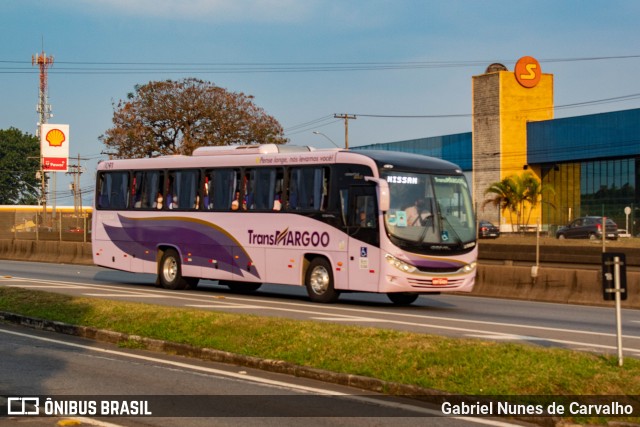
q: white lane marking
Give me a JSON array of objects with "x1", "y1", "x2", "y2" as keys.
[
  {"x1": 4, "y1": 284, "x2": 87, "y2": 289},
  {"x1": 186, "y1": 304, "x2": 262, "y2": 309},
  {"x1": 467, "y1": 333, "x2": 640, "y2": 354},
  {"x1": 466, "y1": 334, "x2": 548, "y2": 341},
  {"x1": 311, "y1": 317, "x2": 381, "y2": 322},
  {"x1": 3, "y1": 275, "x2": 640, "y2": 343},
  {"x1": 0, "y1": 327, "x2": 522, "y2": 425},
  {"x1": 83, "y1": 293, "x2": 159, "y2": 298}
]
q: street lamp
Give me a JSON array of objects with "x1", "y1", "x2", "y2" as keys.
[{"x1": 312, "y1": 131, "x2": 341, "y2": 149}]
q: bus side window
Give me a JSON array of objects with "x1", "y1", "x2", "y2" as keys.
[
  {"x1": 206, "y1": 169, "x2": 238, "y2": 210},
  {"x1": 288, "y1": 167, "x2": 328, "y2": 211},
  {"x1": 131, "y1": 172, "x2": 144, "y2": 208},
  {"x1": 153, "y1": 171, "x2": 165, "y2": 209},
  {"x1": 247, "y1": 168, "x2": 281, "y2": 211},
  {"x1": 203, "y1": 173, "x2": 212, "y2": 210},
  {"x1": 354, "y1": 194, "x2": 377, "y2": 228},
  {"x1": 170, "y1": 169, "x2": 199, "y2": 210},
  {"x1": 97, "y1": 171, "x2": 129, "y2": 210}
]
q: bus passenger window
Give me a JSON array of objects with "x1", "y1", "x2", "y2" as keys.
[
  {"x1": 166, "y1": 170, "x2": 199, "y2": 210},
  {"x1": 247, "y1": 168, "x2": 280, "y2": 210},
  {"x1": 206, "y1": 169, "x2": 238, "y2": 210},
  {"x1": 97, "y1": 171, "x2": 129, "y2": 210},
  {"x1": 203, "y1": 175, "x2": 212, "y2": 210},
  {"x1": 137, "y1": 170, "x2": 163, "y2": 209},
  {"x1": 288, "y1": 167, "x2": 328, "y2": 211}
]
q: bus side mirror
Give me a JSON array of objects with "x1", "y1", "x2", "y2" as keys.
[{"x1": 364, "y1": 177, "x2": 390, "y2": 212}]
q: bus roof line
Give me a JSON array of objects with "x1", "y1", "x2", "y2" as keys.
[{"x1": 192, "y1": 144, "x2": 316, "y2": 156}]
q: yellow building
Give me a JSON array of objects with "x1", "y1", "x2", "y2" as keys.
[{"x1": 472, "y1": 57, "x2": 554, "y2": 230}]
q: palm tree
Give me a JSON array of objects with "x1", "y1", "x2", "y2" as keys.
[
  {"x1": 520, "y1": 172, "x2": 555, "y2": 228},
  {"x1": 483, "y1": 177, "x2": 518, "y2": 228},
  {"x1": 484, "y1": 172, "x2": 555, "y2": 233}
]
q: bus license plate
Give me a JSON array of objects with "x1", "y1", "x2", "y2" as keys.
[{"x1": 432, "y1": 277, "x2": 448, "y2": 286}]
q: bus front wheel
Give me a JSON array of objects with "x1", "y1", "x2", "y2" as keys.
[
  {"x1": 305, "y1": 258, "x2": 339, "y2": 303},
  {"x1": 159, "y1": 248, "x2": 188, "y2": 290},
  {"x1": 387, "y1": 292, "x2": 419, "y2": 305}
]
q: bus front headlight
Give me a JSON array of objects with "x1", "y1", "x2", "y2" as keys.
[
  {"x1": 461, "y1": 262, "x2": 476, "y2": 274},
  {"x1": 385, "y1": 254, "x2": 417, "y2": 273}
]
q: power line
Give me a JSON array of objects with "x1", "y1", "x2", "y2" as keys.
[{"x1": 1, "y1": 54, "x2": 640, "y2": 75}]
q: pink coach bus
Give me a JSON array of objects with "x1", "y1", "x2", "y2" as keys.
[{"x1": 92, "y1": 144, "x2": 477, "y2": 305}]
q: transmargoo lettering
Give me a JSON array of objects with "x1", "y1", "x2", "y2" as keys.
[{"x1": 248, "y1": 229, "x2": 330, "y2": 247}]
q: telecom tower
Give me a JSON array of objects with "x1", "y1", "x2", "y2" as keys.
[
  {"x1": 32, "y1": 50, "x2": 54, "y2": 218},
  {"x1": 32, "y1": 51, "x2": 54, "y2": 134}
]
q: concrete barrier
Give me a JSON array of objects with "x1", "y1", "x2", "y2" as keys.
[
  {"x1": 0, "y1": 239, "x2": 93, "y2": 266},
  {"x1": 0, "y1": 239, "x2": 637, "y2": 309},
  {"x1": 473, "y1": 263, "x2": 639, "y2": 309}
]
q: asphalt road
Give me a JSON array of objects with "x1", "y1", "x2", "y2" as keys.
[
  {"x1": 1, "y1": 259, "x2": 639, "y2": 359},
  {"x1": 0, "y1": 323, "x2": 525, "y2": 427}
]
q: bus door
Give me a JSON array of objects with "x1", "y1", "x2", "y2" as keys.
[{"x1": 346, "y1": 185, "x2": 380, "y2": 291}]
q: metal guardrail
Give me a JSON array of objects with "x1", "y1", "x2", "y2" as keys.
[{"x1": 0, "y1": 209, "x2": 92, "y2": 243}]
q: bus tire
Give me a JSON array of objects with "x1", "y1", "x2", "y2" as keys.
[
  {"x1": 387, "y1": 292, "x2": 419, "y2": 305},
  {"x1": 305, "y1": 257, "x2": 339, "y2": 303},
  {"x1": 159, "y1": 248, "x2": 187, "y2": 290},
  {"x1": 226, "y1": 281, "x2": 262, "y2": 293}
]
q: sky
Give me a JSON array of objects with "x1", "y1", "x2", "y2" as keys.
[{"x1": 2, "y1": 0, "x2": 640, "y2": 205}]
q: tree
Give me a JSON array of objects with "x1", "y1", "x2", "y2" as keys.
[
  {"x1": 100, "y1": 78, "x2": 288, "y2": 158},
  {"x1": 0, "y1": 128, "x2": 40, "y2": 204},
  {"x1": 483, "y1": 172, "x2": 554, "y2": 232},
  {"x1": 483, "y1": 176, "x2": 518, "y2": 228}
]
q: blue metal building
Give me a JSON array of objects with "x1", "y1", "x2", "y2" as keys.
[{"x1": 356, "y1": 108, "x2": 640, "y2": 233}]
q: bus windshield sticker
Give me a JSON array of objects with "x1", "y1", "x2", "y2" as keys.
[{"x1": 396, "y1": 211, "x2": 407, "y2": 227}]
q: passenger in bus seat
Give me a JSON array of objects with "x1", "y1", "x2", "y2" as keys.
[
  {"x1": 154, "y1": 192, "x2": 164, "y2": 209},
  {"x1": 273, "y1": 192, "x2": 282, "y2": 211},
  {"x1": 406, "y1": 198, "x2": 432, "y2": 226},
  {"x1": 245, "y1": 192, "x2": 254, "y2": 210},
  {"x1": 168, "y1": 194, "x2": 178, "y2": 209},
  {"x1": 231, "y1": 191, "x2": 241, "y2": 210}
]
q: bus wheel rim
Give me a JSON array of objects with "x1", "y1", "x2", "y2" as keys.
[
  {"x1": 164, "y1": 258, "x2": 177, "y2": 282},
  {"x1": 310, "y1": 266, "x2": 330, "y2": 294}
]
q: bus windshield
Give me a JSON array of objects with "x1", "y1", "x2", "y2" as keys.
[{"x1": 382, "y1": 171, "x2": 475, "y2": 249}]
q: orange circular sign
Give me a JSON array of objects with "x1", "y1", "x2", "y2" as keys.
[{"x1": 514, "y1": 56, "x2": 541, "y2": 88}]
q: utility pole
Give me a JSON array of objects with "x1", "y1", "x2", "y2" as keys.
[
  {"x1": 334, "y1": 114, "x2": 356, "y2": 149},
  {"x1": 32, "y1": 49, "x2": 54, "y2": 220},
  {"x1": 66, "y1": 154, "x2": 86, "y2": 217}
]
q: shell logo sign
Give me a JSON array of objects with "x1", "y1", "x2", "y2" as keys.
[
  {"x1": 40, "y1": 124, "x2": 69, "y2": 172},
  {"x1": 45, "y1": 128, "x2": 66, "y2": 147},
  {"x1": 514, "y1": 56, "x2": 541, "y2": 88}
]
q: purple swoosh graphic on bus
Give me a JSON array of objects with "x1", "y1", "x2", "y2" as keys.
[{"x1": 103, "y1": 215, "x2": 259, "y2": 279}]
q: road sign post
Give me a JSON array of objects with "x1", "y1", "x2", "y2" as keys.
[{"x1": 601, "y1": 252, "x2": 627, "y2": 366}]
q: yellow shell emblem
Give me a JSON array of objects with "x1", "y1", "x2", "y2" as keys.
[{"x1": 45, "y1": 128, "x2": 66, "y2": 147}]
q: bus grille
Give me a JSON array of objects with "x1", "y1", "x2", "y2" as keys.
[{"x1": 408, "y1": 277, "x2": 465, "y2": 288}]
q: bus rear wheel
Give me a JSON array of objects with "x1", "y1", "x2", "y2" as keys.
[
  {"x1": 305, "y1": 258, "x2": 339, "y2": 303},
  {"x1": 387, "y1": 292, "x2": 419, "y2": 305},
  {"x1": 159, "y1": 248, "x2": 188, "y2": 290}
]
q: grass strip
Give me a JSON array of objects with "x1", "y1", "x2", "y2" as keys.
[{"x1": 1, "y1": 286, "x2": 639, "y2": 422}]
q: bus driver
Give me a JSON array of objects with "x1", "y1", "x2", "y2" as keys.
[{"x1": 406, "y1": 198, "x2": 432, "y2": 227}]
